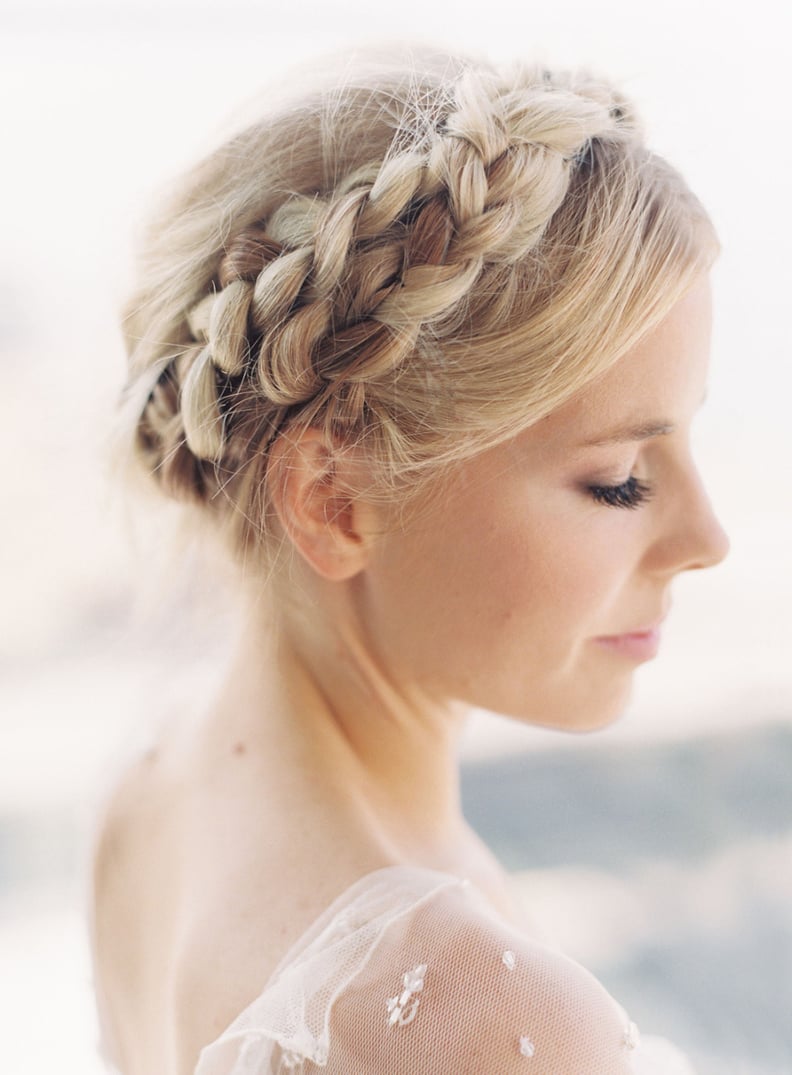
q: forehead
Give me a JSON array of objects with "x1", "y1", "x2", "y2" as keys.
[{"x1": 521, "y1": 276, "x2": 713, "y2": 454}]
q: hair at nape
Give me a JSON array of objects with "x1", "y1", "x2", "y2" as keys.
[{"x1": 119, "y1": 45, "x2": 717, "y2": 568}]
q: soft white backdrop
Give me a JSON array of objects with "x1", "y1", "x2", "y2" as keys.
[{"x1": 1, "y1": 1, "x2": 790, "y2": 1072}]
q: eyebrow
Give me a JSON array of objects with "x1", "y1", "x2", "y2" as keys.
[{"x1": 580, "y1": 421, "x2": 675, "y2": 448}]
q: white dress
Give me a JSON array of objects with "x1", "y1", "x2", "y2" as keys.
[{"x1": 193, "y1": 867, "x2": 696, "y2": 1074}]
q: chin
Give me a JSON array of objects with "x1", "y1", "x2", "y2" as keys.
[
  {"x1": 558, "y1": 705, "x2": 628, "y2": 734},
  {"x1": 498, "y1": 678, "x2": 634, "y2": 735},
  {"x1": 569, "y1": 688, "x2": 634, "y2": 733}
]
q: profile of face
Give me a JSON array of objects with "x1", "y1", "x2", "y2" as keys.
[{"x1": 353, "y1": 276, "x2": 729, "y2": 731}]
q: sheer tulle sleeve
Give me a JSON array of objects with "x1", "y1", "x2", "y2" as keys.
[{"x1": 194, "y1": 868, "x2": 695, "y2": 1075}]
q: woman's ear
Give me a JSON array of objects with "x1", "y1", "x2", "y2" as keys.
[{"x1": 267, "y1": 427, "x2": 379, "y2": 581}]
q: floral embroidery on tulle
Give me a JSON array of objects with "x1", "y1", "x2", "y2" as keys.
[
  {"x1": 502, "y1": 949, "x2": 516, "y2": 971},
  {"x1": 519, "y1": 1035, "x2": 536, "y2": 1058},
  {"x1": 281, "y1": 1048, "x2": 302, "y2": 1069},
  {"x1": 623, "y1": 1020, "x2": 641, "y2": 1050},
  {"x1": 386, "y1": 963, "x2": 428, "y2": 1027}
]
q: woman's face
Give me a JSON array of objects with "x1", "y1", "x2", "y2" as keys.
[{"x1": 357, "y1": 276, "x2": 729, "y2": 731}]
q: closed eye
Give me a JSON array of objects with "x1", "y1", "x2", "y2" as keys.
[{"x1": 587, "y1": 476, "x2": 653, "y2": 509}]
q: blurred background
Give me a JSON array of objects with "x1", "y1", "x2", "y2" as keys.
[{"x1": 1, "y1": 0, "x2": 790, "y2": 1072}]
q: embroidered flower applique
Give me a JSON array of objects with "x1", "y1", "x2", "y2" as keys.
[
  {"x1": 519, "y1": 1035, "x2": 536, "y2": 1058},
  {"x1": 386, "y1": 963, "x2": 428, "y2": 1027},
  {"x1": 623, "y1": 1020, "x2": 641, "y2": 1051}
]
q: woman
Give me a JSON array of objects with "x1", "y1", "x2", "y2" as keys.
[{"x1": 90, "y1": 46, "x2": 729, "y2": 1074}]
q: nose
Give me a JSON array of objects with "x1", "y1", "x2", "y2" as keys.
[{"x1": 646, "y1": 466, "x2": 730, "y2": 576}]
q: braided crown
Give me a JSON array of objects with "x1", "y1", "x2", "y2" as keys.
[{"x1": 171, "y1": 66, "x2": 633, "y2": 461}]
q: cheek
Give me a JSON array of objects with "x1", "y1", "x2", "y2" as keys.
[
  {"x1": 470, "y1": 519, "x2": 619, "y2": 664},
  {"x1": 368, "y1": 502, "x2": 600, "y2": 676},
  {"x1": 360, "y1": 471, "x2": 646, "y2": 714}
]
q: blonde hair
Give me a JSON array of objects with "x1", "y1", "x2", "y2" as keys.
[{"x1": 120, "y1": 46, "x2": 717, "y2": 566}]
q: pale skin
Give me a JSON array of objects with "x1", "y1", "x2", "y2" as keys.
[{"x1": 91, "y1": 275, "x2": 728, "y2": 1075}]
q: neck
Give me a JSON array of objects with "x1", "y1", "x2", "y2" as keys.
[{"x1": 222, "y1": 588, "x2": 470, "y2": 862}]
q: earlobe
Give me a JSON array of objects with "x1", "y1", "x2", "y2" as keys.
[{"x1": 267, "y1": 428, "x2": 375, "y2": 581}]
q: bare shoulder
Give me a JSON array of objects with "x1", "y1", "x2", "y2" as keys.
[
  {"x1": 91, "y1": 724, "x2": 182, "y2": 931},
  {"x1": 91, "y1": 702, "x2": 206, "y2": 879},
  {"x1": 90, "y1": 728, "x2": 187, "y2": 1074},
  {"x1": 90, "y1": 746, "x2": 157, "y2": 1002},
  {"x1": 92, "y1": 745, "x2": 162, "y2": 879}
]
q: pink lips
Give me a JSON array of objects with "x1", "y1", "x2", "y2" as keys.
[{"x1": 594, "y1": 626, "x2": 662, "y2": 662}]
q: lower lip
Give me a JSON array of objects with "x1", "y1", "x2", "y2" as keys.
[{"x1": 594, "y1": 629, "x2": 662, "y2": 662}]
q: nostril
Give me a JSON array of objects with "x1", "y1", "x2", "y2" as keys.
[{"x1": 690, "y1": 506, "x2": 730, "y2": 571}]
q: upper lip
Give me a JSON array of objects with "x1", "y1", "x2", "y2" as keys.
[{"x1": 597, "y1": 614, "x2": 668, "y2": 639}]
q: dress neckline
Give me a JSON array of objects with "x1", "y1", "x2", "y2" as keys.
[{"x1": 265, "y1": 864, "x2": 471, "y2": 985}]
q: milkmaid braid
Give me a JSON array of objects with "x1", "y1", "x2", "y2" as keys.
[{"x1": 121, "y1": 49, "x2": 717, "y2": 565}]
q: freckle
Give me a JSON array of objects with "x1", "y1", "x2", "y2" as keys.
[
  {"x1": 233, "y1": 741, "x2": 246, "y2": 756},
  {"x1": 143, "y1": 749, "x2": 158, "y2": 765}
]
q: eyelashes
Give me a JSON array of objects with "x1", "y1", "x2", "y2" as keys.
[{"x1": 587, "y1": 475, "x2": 653, "y2": 510}]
